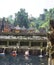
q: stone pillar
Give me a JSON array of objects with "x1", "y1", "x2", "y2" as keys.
[
  {"x1": 7, "y1": 41, "x2": 9, "y2": 47},
  {"x1": 29, "y1": 41, "x2": 31, "y2": 48},
  {"x1": 17, "y1": 41, "x2": 20, "y2": 49},
  {"x1": 40, "y1": 42, "x2": 43, "y2": 55},
  {"x1": 40, "y1": 42, "x2": 43, "y2": 48}
]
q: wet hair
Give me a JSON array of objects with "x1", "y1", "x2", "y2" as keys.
[
  {"x1": 48, "y1": 20, "x2": 54, "y2": 45},
  {"x1": 50, "y1": 33, "x2": 54, "y2": 45},
  {"x1": 50, "y1": 20, "x2": 54, "y2": 29}
]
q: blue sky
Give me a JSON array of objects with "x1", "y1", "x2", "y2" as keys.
[{"x1": 0, "y1": 0, "x2": 54, "y2": 17}]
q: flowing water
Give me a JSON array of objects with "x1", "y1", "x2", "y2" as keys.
[{"x1": 0, "y1": 54, "x2": 48, "y2": 65}]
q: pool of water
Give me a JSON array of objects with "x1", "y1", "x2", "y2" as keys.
[{"x1": 0, "y1": 54, "x2": 48, "y2": 65}]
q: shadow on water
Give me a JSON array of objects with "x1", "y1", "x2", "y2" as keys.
[{"x1": 0, "y1": 54, "x2": 48, "y2": 65}]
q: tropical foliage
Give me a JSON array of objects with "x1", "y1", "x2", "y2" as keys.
[
  {"x1": 1, "y1": 8, "x2": 54, "y2": 31},
  {"x1": 14, "y1": 9, "x2": 29, "y2": 28}
]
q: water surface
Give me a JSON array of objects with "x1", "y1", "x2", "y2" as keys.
[{"x1": 0, "y1": 55, "x2": 48, "y2": 65}]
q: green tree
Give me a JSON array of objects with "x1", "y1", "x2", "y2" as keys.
[
  {"x1": 29, "y1": 16, "x2": 36, "y2": 28},
  {"x1": 7, "y1": 15, "x2": 14, "y2": 24},
  {"x1": 14, "y1": 8, "x2": 29, "y2": 28}
]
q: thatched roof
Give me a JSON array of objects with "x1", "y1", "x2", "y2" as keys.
[
  {"x1": 21, "y1": 26, "x2": 26, "y2": 30},
  {"x1": 28, "y1": 27, "x2": 35, "y2": 30},
  {"x1": 14, "y1": 25, "x2": 21, "y2": 30}
]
